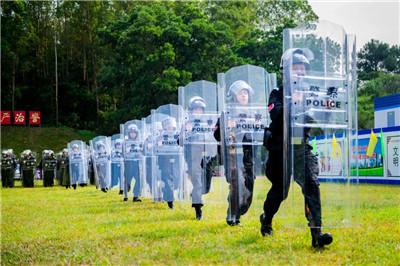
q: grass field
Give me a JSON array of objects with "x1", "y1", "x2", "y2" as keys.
[{"x1": 1, "y1": 179, "x2": 400, "y2": 265}]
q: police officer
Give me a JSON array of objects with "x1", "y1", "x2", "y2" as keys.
[
  {"x1": 58, "y1": 148, "x2": 70, "y2": 188},
  {"x1": 111, "y1": 139, "x2": 124, "y2": 195},
  {"x1": 260, "y1": 49, "x2": 333, "y2": 248},
  {"x1": 156, "y1": 117, "x2": 182, "y2": 209},
  {"x1": 20, "y1": 150, "x2": 36, "y2": 187},
  {"x1": 1, "y1": 149, "x2": 17, "y2": 188},
  {"x1": 124, "y1": 124, "x2": 143, "y2": 202},
  {"x1": 184, "y1": 96, "x2": 210, "y2": 220},
  {"x1": 214, "y1": 80, "x2": 257, "y2": 226},
  {"x1": 38, "y1": 150, "x2": 57, "y2": 187},
  {"x1": 95, "y1": 141, "x2": 110, "y2": 192}
]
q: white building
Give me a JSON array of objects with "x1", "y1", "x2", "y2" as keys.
[{"x1": 374, "y1": 94, "x2": 400, "y2": 128}]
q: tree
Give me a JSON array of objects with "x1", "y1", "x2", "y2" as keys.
[
  {"x1": 357, "y1": 40, "x2": 400, "y2": 80},
  {"x1": 358, "y1": 73, "x2": 400, "y2": 129}
]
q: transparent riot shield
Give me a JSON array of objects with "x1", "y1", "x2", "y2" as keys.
[
  {"x1": 147, "y1": 112, "x2": 168, "y2": 201},
  {"x1": 282, "y1": 20, "x2": 358, "y2": 228},
  {"x1": 178, "y1": 80, "x2": 220, "y2": 206},
  {"x1": 121, "y1": 119, "x2": 146, "y2": 200},
  {"x1": 218, "y1": 64, "x2": 274, "y2": 224},
  {"x1": 151, "y1": 104, "x2": 187, "y2": 202},
  {"x1": 90, "y1": 136, "x2": 111, "y2": 190},
  {"x1": 68, "y1": 140, "x2": 89, "y2": 186},
  {"x1": 42, "y1": 150, "x2": 57, "y2": 187},
  {"x1": 141, "y1": 115, "x2": 154, "y2": 198},
  {"x1": 111, "y1": 134, "x2": 124, "y2": 191}
]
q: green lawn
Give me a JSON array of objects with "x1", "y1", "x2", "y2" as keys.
[
  {"x1": 1, "y1": 126, "x2": 96, "y2": 160},
  {"x1": 1, "y1": 179, "x2": 399, "y2": 265}
]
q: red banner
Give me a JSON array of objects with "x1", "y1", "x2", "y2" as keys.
[
  {"x1": 14, "y1": 111, "x2": 26, "y2": 125},
  {"x1": 1, "y1": 111, "x2": 11, "y2": 125},
  {"x1": 29, "y1": 111, "x2": 41, "y2": 126}
]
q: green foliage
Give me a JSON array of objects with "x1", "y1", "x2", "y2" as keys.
[
  {"x1": 358, "y1": 40, "x2": 400, "y2": 80},
  {"x1": 1, "y1": 182, "x2": 399, "y2": 265},
  {"x1": 356, "y1": 40, "x2": 400, "y2": 129},
  {"x1": 1, "y1": 1, "x2": 317, "y2": 135}
]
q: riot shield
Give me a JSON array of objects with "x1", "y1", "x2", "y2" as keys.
[
  {"x1": 178, "y1": 80, "x2": 220, "y2": 206},
  {"x1": 218, "y1": 64, "x2": 274, "y2": 224},
  {"x1": 140, "y1": 115, "x2": 154, "y2": 198},
  {"x1": 282, "y1": 20, "x2": 358, "y2": 228},
  {"x1": 68, "y1": 140, "x2": 89, "y2": 186},
  {"x1": 90, "y1": 136, "x2": 112, "y2": 190},
  {"x1": 146, "y1": 112, "x2": 167, "y2": 201},
  {"x1": 151, "y1": 104, "x2": 187, "y2": 202},
  {"x1": 42, "y1": 150, "x2": 57, "y2": 187},
  {"x1": 111, "y1": 134, "x2": 124, "y2": 191},
  {"x1": 121, "y1": 119, "x2": 146, "y2": 200}
]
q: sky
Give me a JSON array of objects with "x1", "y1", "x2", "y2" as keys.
[{"x1": 309, "y1": 0, "x2": 399, "y2": 50}]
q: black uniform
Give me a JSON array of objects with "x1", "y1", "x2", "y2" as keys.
[
  {"x1": 57, "y1": 155, "x2": 70, "y2": 188},
  {"x1": 214, "y1": 118, "x2": 255, "y2": 224},
  {"x1": 21, "y1": 155, "x2": 36, "y2": 187},
  {"x1": 263, "y1": 87, "x2": 322, "y2": 228},
  {"x1": 1, "y1": 153, "x2": 17, "y2": 188},
  {"x1": 38, "y1": 155, "x2": 57, "y2": 187}
]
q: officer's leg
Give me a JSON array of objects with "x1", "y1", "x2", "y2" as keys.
[
  {"x1": 123, "y1": 162, "x2": 133, "y2": 201},
  {"x1": 161, "y1": 156, "x2": 174, "y2": 207},
  {"x1": 132, "y1": 161, "x2": 142, "y2": 201},
  {"x1": 50, "y1": 170, "x2": 54, "y2": 186},
  {"x1": 111, "y1": 163, "x2": 117, "y2": 188},
  {"x1": 240, "y1": 144, "x2": 255, "y2": 216},
  {"x1": 191, "y1": 156, "x2": 203, "y2": 205},
  {"x1": 189, "y1": 151, "x2": 203, "y2": 219},
  {"x1": 297, "y1": 148, "x2": 332, "y2": 247},
  {"x1": 2, "y1": 170, "x2": 7, "y2": 187},
  {"x1": 203, "y1": 155, "x2": 218, "y2": 194},
  {"x1": 227, "y1": 155, "x2": 240, "y2": 225},
  {"x1": 261, "y1": 152, "x2": 289, "y2": 236}
]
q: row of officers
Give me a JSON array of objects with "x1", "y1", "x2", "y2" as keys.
[
  {"x1": 1, "y1": 148, "x2": 88, "y2": 189},
  {"x1": 1, "y1": 38, "x2": 345, "y2": 248}
]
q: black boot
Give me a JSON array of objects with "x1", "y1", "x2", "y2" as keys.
[
  {"x1": 193, "y1": 205, "x2": 203, "y2": 220},
  {"x1": 72, "y1": 184, "x2": 77, "y2": 190},
  {"x1": 167, "y1": 201, "x2": 174, "y2": 209},
  {"x1": 311, "y1": 228, "x2": 333, "y2": 248},
  {"x1": 226, "y1": 216, "x2": 240, "y2": 226},
  {"x1": 133, "y1": 196, "x2": 142, "y2": 202},
  {"x1": 119, "y1": 190, "x2": 123, "y2": 195},
  {"x1": 260, "y1": 214, "x2": 273, "y2": 236},
  {"x1": 101, "y1": 188, "x2": 107, "y2": 193},
  {"x1": 123, "y1": 197, "x2": 128, "y2": 201}
]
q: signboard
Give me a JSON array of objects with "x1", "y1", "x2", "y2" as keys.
[
  {"x1": 14, "y1": 111, "x2": 26, "y2": 125},
  {"x1": 1, "y1": 111, "x2": 11, "y2": 125},
  {"x1": 29, "y1": 111, "x2": 41, "y2": 126},
  {"x1": 386, "y1": 135, "x2": 400, "y2": 177}
]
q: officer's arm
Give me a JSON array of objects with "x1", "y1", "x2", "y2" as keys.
[
  {"x1": 268, "y1": 90, "x2": 283, "y2": 121},
  {"x1": 213, "y1": 118, "x2": 221, "y2": 142}
]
